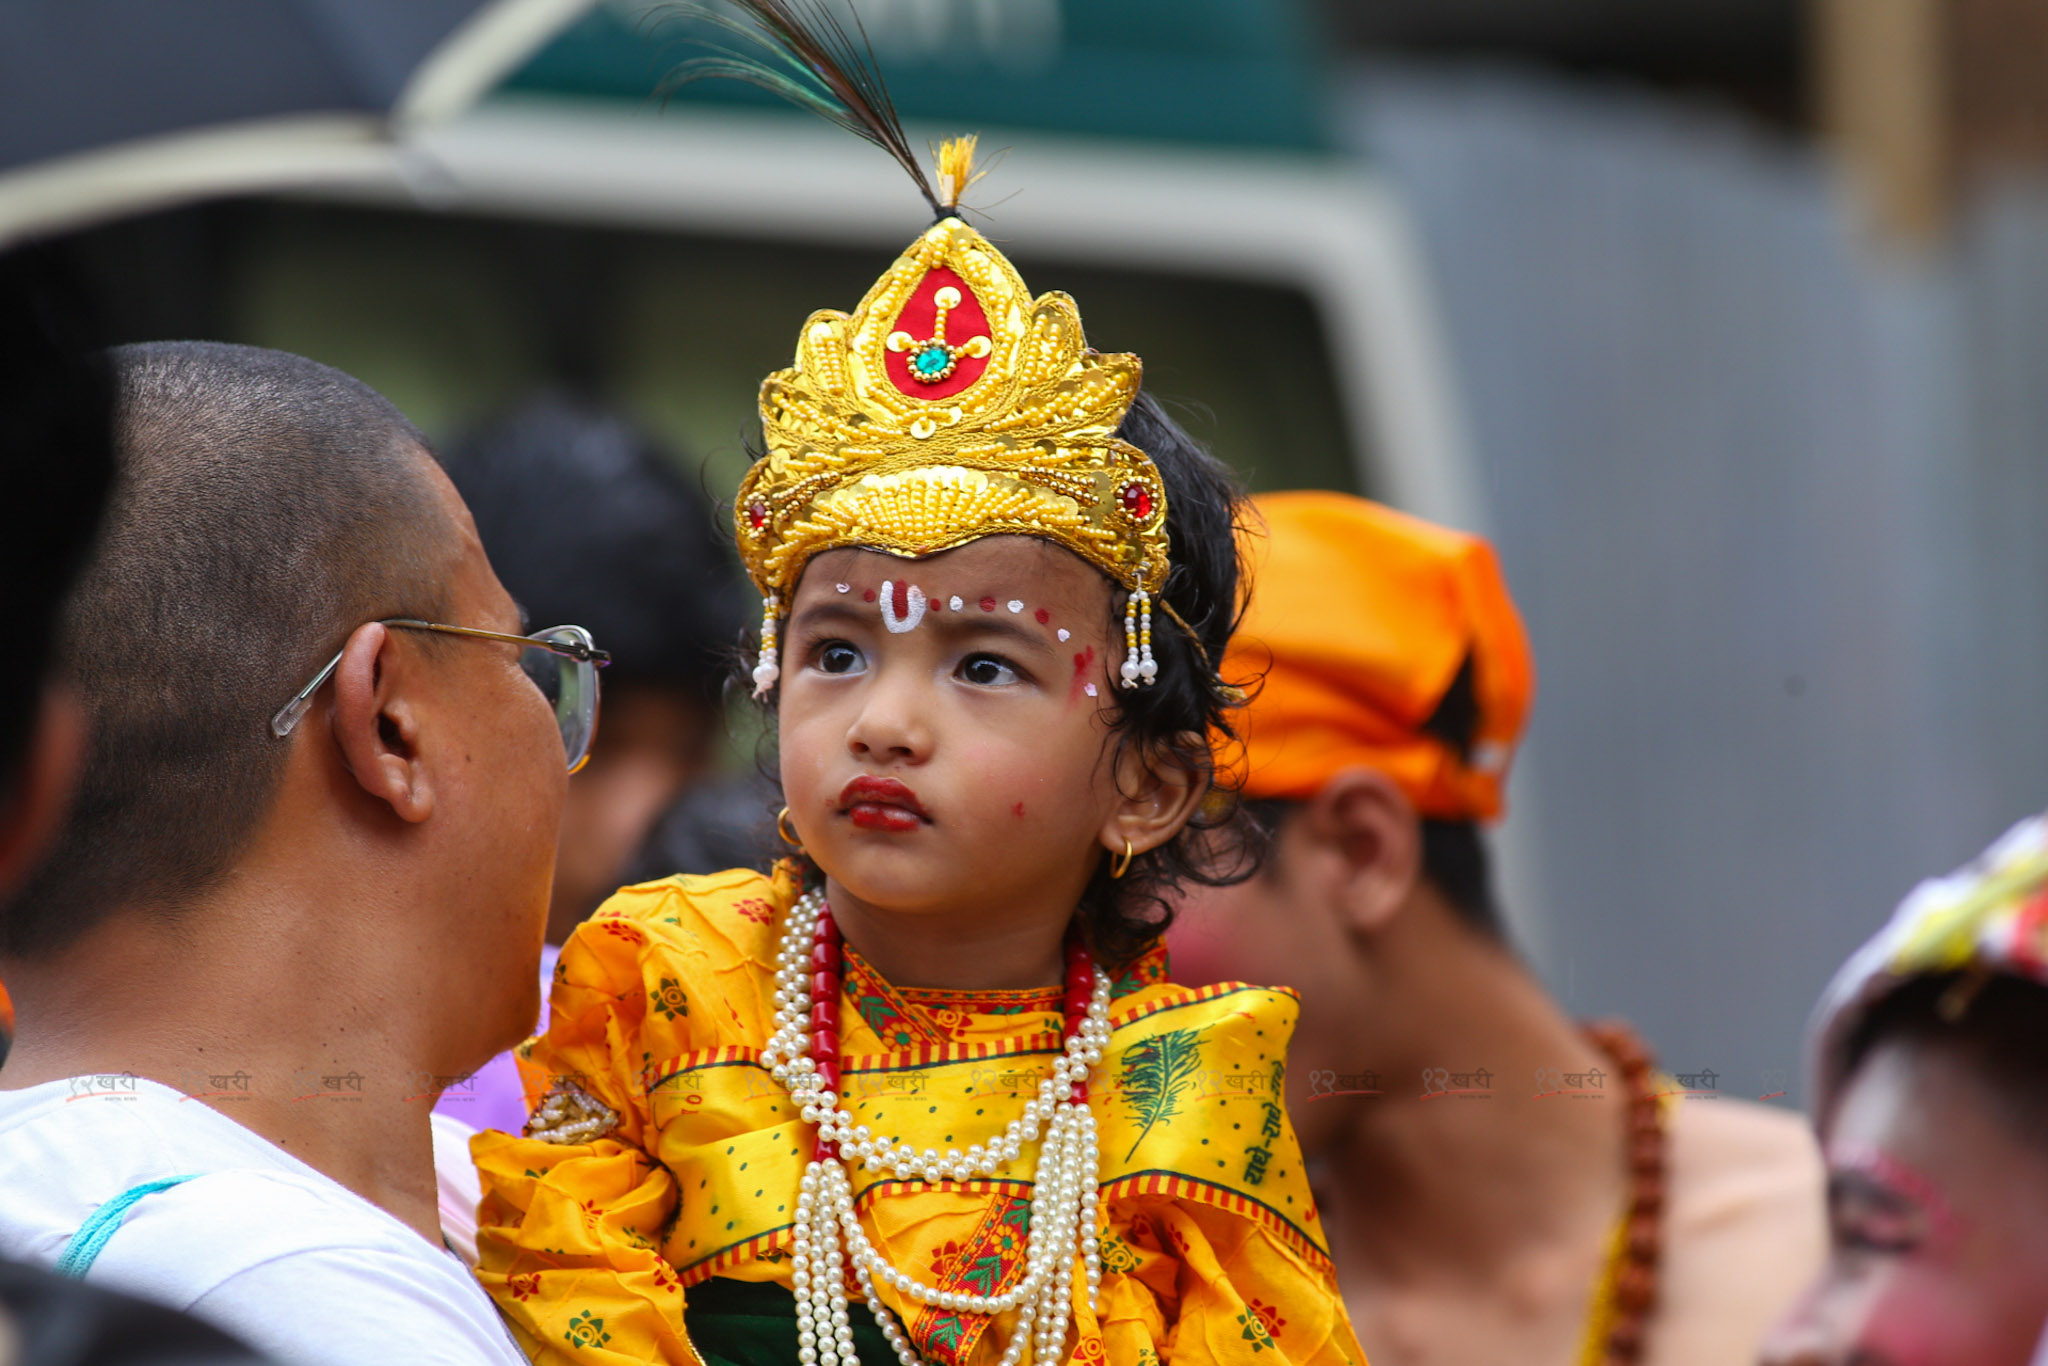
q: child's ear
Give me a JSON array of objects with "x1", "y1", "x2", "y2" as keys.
[{"x1": 1098, "y1": 731, "x2": 1207, "y2": 864}]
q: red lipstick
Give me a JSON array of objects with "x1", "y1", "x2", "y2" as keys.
[{"x1": 838, "y1": 775, "x2": 930, "y2": 833}]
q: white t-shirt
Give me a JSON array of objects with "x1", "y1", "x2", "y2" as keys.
[{"x1": 0, "y1": 1077, "x2": 525, "y2": 1366}]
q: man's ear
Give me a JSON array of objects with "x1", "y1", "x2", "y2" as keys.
[
  {"x1": 0, "y1": 685, "x2": 85, "y2": 898},
  {"x1": 329, "y1": 622, "x2": 434, "y2": 824},
  {"x1": 1098, "y1": 732, "x2": 1208, "y2": 866},
  {"x1": 1298, "y1": 767, "x2": 1422, "y2": 937}
]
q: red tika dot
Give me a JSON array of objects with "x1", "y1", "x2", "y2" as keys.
[
  {"x1": 1119, "y1": 483, "x2": 1154, "y2": 519},
  {"x1": 979, "y1": 596, "x2": 997, "y2": 612}
]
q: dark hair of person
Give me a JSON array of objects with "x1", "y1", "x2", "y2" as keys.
[
  {"x1": 439, "y1": 392, "x2": 747, "y2": 705},
  {"x1": 2, "y1": 342, "x2": 454, "y2": 958},
  {"x1": 748, "y1": 390, "x2": 1263, "y2": 969},
  {"x1": 1838, "y1": 970, "x2": 2048, "y2": 1145},
  {"x1": 1241, "y1": 654, "x2": 1505, "y2": 937},
  {"x1": 0, "y1": 256, "x2": 115, "y2": 795}
]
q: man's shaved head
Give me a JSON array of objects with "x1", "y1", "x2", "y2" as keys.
[{"x1": 4, "y1": 342, "x2": 456, "y2": 956}]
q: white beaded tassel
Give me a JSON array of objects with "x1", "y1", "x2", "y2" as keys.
[
  {"x1": 765, "y1": 890, "x2": 1112, "y2": 1366},
  {"x1": 1137, "y1": 589, "x2": 1156, "y2": 685},
  {"x1": 1122, "y1": 589, "x2": 1155, "y2": 696},
  {"x1": 751, "y1": 593, "x2": 782, "y2": 698}
]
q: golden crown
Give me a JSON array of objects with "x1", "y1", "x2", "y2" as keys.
[{"x1": 736, "y1": 214, "x2": 1171, "y2": 696}]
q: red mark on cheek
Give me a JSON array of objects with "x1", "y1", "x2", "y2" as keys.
[
  {"x1": 979, "y1": 596, "x2": 997, "y2": 612},
  {"x1": 1069, "y1": 646, "x2": 1098, "y2": 702},
  {"x1": 862, "y1": 588, "x2": 878, "y2": 603},
  {"x1": 1034, "y1": 608, "x2": 1050, "y2": 625},
  {"x1": 1012, "y1": 802, "x2": 1026, "y2": 818}
]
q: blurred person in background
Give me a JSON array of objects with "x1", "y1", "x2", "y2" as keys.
[
  {"x1": 439, "y1": 392, "x2": 754, "y2": 944},
  {"x1": 0, "y1": 340, "x2": 587, "y2": 1364},
  {"x1": 1762, "y1": 813, "x2": 2048, "y2": 1366},
  {"x1": 0, "y1": 264, "x2": 269, "y2": 1363},
  {"x1": 1169, "y1": 491, "x2": 1824, "y2": 1366},
  {"x1": 432, "y1": 392, "x2": 759, "y2": 1137}
]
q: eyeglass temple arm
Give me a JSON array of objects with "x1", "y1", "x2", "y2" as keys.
[
  {"x1": 271, "y1": 648, "x2": 345, "y2": 739},
  {"x1": 382, "y1": 619, "x2": 612, "y2": 666}
]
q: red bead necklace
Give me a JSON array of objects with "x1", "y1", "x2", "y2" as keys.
[
  {"x1": 805, "y1": 911, "x2": 1099, "y2": 1160},
  {"x1": 1580, "y1": 1019, "x2": 1667, "y2": 1366}
]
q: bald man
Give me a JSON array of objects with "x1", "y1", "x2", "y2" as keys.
[
  {"x1": 0, "y1": 343, "x2": 584, "y2": 1364},
  {"x1": 1172, "y1": 492, "x2": 1824, "y2": 1366}
]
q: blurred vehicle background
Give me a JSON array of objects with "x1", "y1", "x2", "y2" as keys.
[{"x1": 9, "y1": 0, "x2": 2048, "y2": 1109}]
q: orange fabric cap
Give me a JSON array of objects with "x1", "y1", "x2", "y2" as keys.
[{"x1": 1229, "y1": 491, "x2": 1534, "y2": 821}]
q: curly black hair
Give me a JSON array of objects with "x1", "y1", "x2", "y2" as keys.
[
  {"x1": 1074, "y1": 391, "x2": 1263, "y2": 966},
  {"x1": 741, "y1": 389, "x2": 1263, "y2": 969}
]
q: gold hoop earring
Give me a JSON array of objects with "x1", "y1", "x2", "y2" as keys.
[
  {"x1": 777, "y1": 806, "x2": 803, "y2": 848},
  {"x1": 1110, "y1": 836, "x2": 1135, "y2": 879}
]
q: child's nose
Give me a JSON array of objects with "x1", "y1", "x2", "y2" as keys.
[{"x1": 844, "y1": 670, "x2": 931, "y2": 763}]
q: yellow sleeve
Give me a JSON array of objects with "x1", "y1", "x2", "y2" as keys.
[
  {"x1": 473, "y1": 881, "x2": 718, "y2": 1365},
  {"x1": 1092, "y1": 1201, "x2": 1365, "y2": 1365}
]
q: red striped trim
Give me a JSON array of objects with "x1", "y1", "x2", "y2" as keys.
[
  {"x1": 1103, "y1": 1170, "x2": 1332, "y2": 1274},
  {"x1": 675, "y1": 1223, "x2": 795, "y2": 1285}
]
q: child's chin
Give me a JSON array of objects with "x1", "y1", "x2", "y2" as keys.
[{"x1": 823, "y1": 855, "x2": 982, "y2": 917}]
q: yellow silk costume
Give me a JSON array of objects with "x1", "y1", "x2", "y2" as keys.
[{"x1": 475, "y1": 865, "x2": 1363, "y2": 1365}]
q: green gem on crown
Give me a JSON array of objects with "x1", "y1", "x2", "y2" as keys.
[{"x1": 913, "y1": 345, "x2": 952, "y2": 377}]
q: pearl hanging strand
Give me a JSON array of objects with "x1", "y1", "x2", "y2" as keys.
[
  {"x1": 764, "y1": 889, "x2": 1112, "y2": 1366},
  {"x1": 751, "y1": 593, "x2": 782, "y2": 698},
  {"x1": 1117, "y1": 574, "x2": 1156, "y2": 689}
]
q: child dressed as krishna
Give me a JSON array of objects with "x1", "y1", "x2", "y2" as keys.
[{"x1": 472, "y1": 7, "x2": 1365, "y2": 1362}]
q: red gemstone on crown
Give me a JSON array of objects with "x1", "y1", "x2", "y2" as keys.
[
  {"x1": 747, "y1": 499, "x2": 767, "y2": 529},
  {"x1": 1120, "y1": 483, "x2": 1154, "y2": 518}
]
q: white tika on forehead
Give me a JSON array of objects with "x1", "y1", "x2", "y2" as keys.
[{"x1": 879, "y1": 581, "x2": 926, "y2": 633}]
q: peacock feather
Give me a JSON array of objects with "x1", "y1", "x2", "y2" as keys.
[
  {"x1": 1118, "y1": 1028, "x2": 1206, "y2": 1162},
  {"x1": 657, "y1": 0, "x2": 942, "y2": 216}
]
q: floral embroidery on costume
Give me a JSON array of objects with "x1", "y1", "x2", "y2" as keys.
[
  {"x1": 564, "y1": 1311, "x2": 611, "y2": 1350},
  {"x1": 650, "y1": 976, "x2": 689, "y2": 1021},
  {"x1": 1240, "y1": 1305, "x2": 1279, "y2": 1353},
  {"x1": 908, "y1": 1194, "x2": 1034, "y2": 1364}
]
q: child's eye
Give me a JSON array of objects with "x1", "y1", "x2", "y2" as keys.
[
  {"x1": 958, "y1": 653, "x2": 1021, "y2": 687},
  {"x1": 813, "y1": 640, "x2": 866, "y2": 675}
]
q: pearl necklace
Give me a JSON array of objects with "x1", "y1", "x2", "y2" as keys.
[{"x1": 762, "y1": 889, "x2": 1113, "y2": 1366}]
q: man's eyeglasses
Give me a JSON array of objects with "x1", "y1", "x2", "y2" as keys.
[{"x1": 271, "y1": 619, "x2": 613, "y2": 773}]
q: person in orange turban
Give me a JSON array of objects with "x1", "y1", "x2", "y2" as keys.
[{"x1": 1172, "y1": 490, "x2": 1825, "y2": 1366}]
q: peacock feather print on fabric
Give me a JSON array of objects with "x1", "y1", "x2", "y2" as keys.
[{"x1": 1118, "y1": 1027, "x2": 1206, "y2": 1161}]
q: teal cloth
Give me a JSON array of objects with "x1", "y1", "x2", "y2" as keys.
[
  {"x1": 684, "y1": 1277, "x2": 896, "y2": 1366},
  {"x1": 56, "y1": 1175, "x2": 198, "y2": 1278}
]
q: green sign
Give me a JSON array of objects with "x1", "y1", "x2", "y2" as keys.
[{"x1": 505, "y1": 0, "x2": 1331, "y2": 149}]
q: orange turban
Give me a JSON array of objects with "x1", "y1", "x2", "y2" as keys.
[{"x1": 1228, "y1": 491, "x2": 1534, "y2": 822}]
